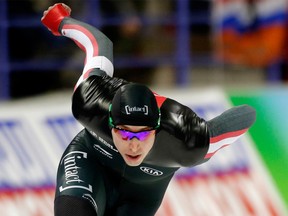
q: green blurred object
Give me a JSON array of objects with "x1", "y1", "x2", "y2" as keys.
[{"x1": 229, "y1": 87, "x2": 288, "y2": 207}]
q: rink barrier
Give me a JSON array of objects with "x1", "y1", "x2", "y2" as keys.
[{"x1": 0, "y1": 89, "x2": 286, "y2": 216}]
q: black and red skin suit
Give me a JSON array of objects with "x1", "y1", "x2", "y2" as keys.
[{"x1": 41, "y1": 4, "x2": 256, "y2": 216}]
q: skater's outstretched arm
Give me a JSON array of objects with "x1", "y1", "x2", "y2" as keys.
[{"x1": 41, "y1": 3, "x2": 114, "y2": 89}]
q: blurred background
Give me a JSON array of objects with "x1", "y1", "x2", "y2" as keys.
[
  {"x1": 4, "y1": 0, "x2": 288, "y2": 99},
  {"x1": 1, "y1": 0, "x2": 288, "y2": 215}
]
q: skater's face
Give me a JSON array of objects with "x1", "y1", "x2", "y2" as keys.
[{"x1": 111, "y1": 125, "x2": 156, "y2": 166}]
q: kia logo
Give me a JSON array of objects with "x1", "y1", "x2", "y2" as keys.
[{"x1": 140, "y1": 166, "x2": 163, "y2": 176}]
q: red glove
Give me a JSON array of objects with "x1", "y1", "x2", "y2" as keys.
[{"x1": 41, "y1": 3, "x2": 71, "y2": 36}]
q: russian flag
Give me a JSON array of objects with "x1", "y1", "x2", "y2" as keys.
[{"x1": 212, "y1": 0, "x2": 288, "y2": 67}]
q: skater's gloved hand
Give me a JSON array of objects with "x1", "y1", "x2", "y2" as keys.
[{"x1": 41, "y1": 3, "x2": 71, "y2": 36}]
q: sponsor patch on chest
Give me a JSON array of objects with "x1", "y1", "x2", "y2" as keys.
[{"x1": 140, "y1": 166, "x2": 163, "y2": 176}]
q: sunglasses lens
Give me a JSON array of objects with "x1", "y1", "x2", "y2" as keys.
[{"x1": 117, "y1": 129, "x2": 152, "y2": 141}]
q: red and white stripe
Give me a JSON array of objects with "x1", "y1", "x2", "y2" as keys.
[
  {"x1": 61, "y1": 24, "x2": 114, "y2": 89},
  {"x1": 205, "y1": 128, "x2": 248, "y2": 159}
]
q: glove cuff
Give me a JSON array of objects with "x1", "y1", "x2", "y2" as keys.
[{"x1": 41, "y1": 3, "x2": 71, "y2": 36}]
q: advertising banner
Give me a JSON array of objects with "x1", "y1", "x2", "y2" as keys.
[
  {"x1": 156, "y1": 88, "x2": 287, "y2": 215},
  {"x1": 0, "y1": 89, "x2": 286, "y2": 215},
  {"x1": 229, "y1": 87, "x2": 288, "y2": 210}
]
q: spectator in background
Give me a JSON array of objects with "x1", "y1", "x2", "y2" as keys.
[{"x1": 99, "y1": 0, "x2": 142, "y2": 55}]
